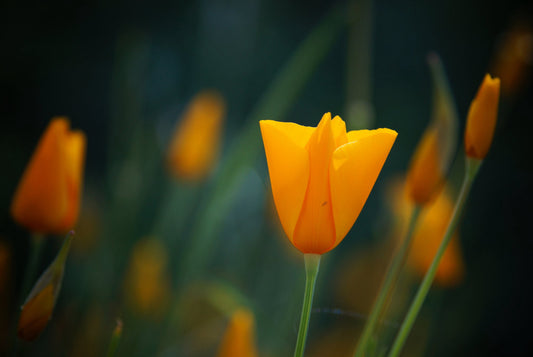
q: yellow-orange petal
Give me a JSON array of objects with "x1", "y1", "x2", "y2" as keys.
[
  {"x1": 292, "y1": 113, "x2": 337, "y2": 254},
  {"x1": 216, "y1": 308, "x2": 258, "y2": 357},
  {"x1": 331, "y1": 115, "x2": 348, "y2": 148},
  {"x1": 464, "y1": 74, "x2": 501, "y2": 159},
  {"x1": 11, "y1": 118, "x2": 71, "y2": 233},
  {"x1": 260, "y1": 120, "x2": 314, "y2": 241},
  {"x1": 18, "y1": 284, "x2": 55, "y2": 341},
  {"x1": 329, "y1": 128, "x2": 397, "y2": 249},
  {"x1": 58, "y1": 130, "x2": 86, "y2": 232}
]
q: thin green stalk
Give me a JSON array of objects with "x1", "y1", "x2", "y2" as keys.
[
  {"x1": 294, "y1": 254, "x2": 321, "y2": 357},
  {"x1": 387, "y1": 157, "x2": 481, "y2": 357},
  {"x1": 354, "y1": 206, "x2": 421, "y2": 357},
  {"x1": 107, "y1": 319, "x2": 123, "y2": 357}
]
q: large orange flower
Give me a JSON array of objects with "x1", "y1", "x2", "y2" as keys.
[
  {"x1": 11, "y1": 118, "x2": 86, "y2": 234},
  {"x1": 260, "y1": 113, "x2": 397, "y2": 254}
]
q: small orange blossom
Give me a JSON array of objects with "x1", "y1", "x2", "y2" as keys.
[
  {"x1": 464, "y1": 74, "x2": 501, "y2": 160},
  {"x1": 11, "y1": 118, "x2": 86, "y2": 234}
]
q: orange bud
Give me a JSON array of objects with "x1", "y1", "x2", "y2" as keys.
[
  {"x1": 11, "y1": 118, "x2": 86, "y2": 234},
  {"x1": 167, "y1": 91, "x2": 226, "y2": 181},
  {"x1": 17, "y1": 233, "x2": 73, "y2": 341},
  {"x1": 216, "y1": 308, "x2": 258, "y2": 357},
  {"x1": 464, "y1": 74, "x2": 501, "y2": 159},
  {"x1": 406, "y1": 54, "x2": 457, "y2": 205},
  {"x1": 18, "y1": 285, "x2": 55, "y2": 341},
  {"x1": 260, "y1": 113, "x2": 397, "y2": 255}
]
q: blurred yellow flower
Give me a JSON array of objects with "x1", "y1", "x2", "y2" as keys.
[
  {"x1": 260, "y1": 113, "x2": 396, "y2": 254},
  {"x1": 216, "y1": 308, "x2": 258, "y2": 357},
  {"x1": 125, "y1": 238, "x2": 171, "y2": 317},
  {"x1": 406, "y1": 54, "x2": 457, "y2": 205},
  {"x1": 464, "y1": 74, "x2": 501, "y2": 160},
  {"x1": 167, "y1": 90, "x2": 226, "y2": 180},
  {"x1": 389, "y1": 178, "x2": 464, "y2": 287},
  {"x1": 11, "y1": 118, "x2": 86, "y2": 234}
]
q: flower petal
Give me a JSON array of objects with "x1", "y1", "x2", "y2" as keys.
[
  {"x1": 58, "y1": 130, "x2": 86, "y2": 231},
  {"x1": 292, "y1": 114, "x2": 337, "y2": 254},
  {"x1": 260, "y1": 120, "x2": 313, "y2": 241},
  {"x1": 329, "y1": 128, "x2": 397, "y2": 247},
  {"x1": 11, "y1": 119, "x2": 70, "y2": 233},
  {"x1": 331, "y1": 115, "x2": 348, "y2": 148}
]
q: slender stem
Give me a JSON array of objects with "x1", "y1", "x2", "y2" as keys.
[
  {"x1": 294, "y1": 254, "x2": 321, "y2": 357},
  {"x1": 354, "y1": 206, "x2": 421, "y2": 357},
  {"x1": 106, "y1": 319, "x2": 123, "y2": 357},
  {"x1": 388, "y1": 157, "x2": 481, "y2": 357}
]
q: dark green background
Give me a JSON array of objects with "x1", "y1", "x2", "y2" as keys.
[{"x1": 1, "y1": 0, "x2": 532, "y2": 355}]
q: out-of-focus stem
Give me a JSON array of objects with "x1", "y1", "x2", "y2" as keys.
[
  {"x1": 354, "y1": 206, "x2": 421, "y2": 357},
  {"x1": 387, "y1": 157, "x2": 481, "y2": 357},
  {"x1": 106, "y1": 319, "x2": 123, "y2": 357}
]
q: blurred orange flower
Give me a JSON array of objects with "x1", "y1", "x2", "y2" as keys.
[
  {"x1": 389, "y1": 178, "x2": 464, "y2": 287},
  {"x1": 406, "y1": 54, "x2": 457, "y2": 205},
  {"x1": 11, "y1": 118, "x2": 86, "y2": 234},
  {"x1": 464, "y1": 74, "x2": 501, "y2": 160},
  {"x1": 167, "y1": 90, "x2": 226, "y2": 181},
  {"x1": 125, "y1": 238, "x2": 171, "y2": 317},
  {"x1": 216, "y1": 308, "x2": 258, "y2": 357},
  {"x1": 260, "y1": 113, "x2": 397, "y2": 254}
]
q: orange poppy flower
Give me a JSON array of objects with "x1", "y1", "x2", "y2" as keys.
[
  {"x1": 11, "y1": 118, "x2": 86, "y2": 234},
  {"x1": 464, "y1": 74, "x2": 501, "y2": 160},
  {"x1": 260, "y1": 113, "x2": 397, "y2": 254}
]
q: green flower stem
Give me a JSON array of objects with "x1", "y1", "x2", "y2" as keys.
[
  {"x1": 354, "y1": 205, "x2": 421, "y2": 357},
  {"x1": 294, "y1": 254, "x2": 321, "y2": 357},
  {"x1": 106, "y1": 319, "x2": 123, "y2": 357},
  {"x1": 388, "y1": 157, "x2": 482, "y2": 357}
]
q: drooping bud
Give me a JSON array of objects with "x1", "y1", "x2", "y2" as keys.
[{"x1": 18, "y1": 232, "x2": 74, "y2": 341}]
